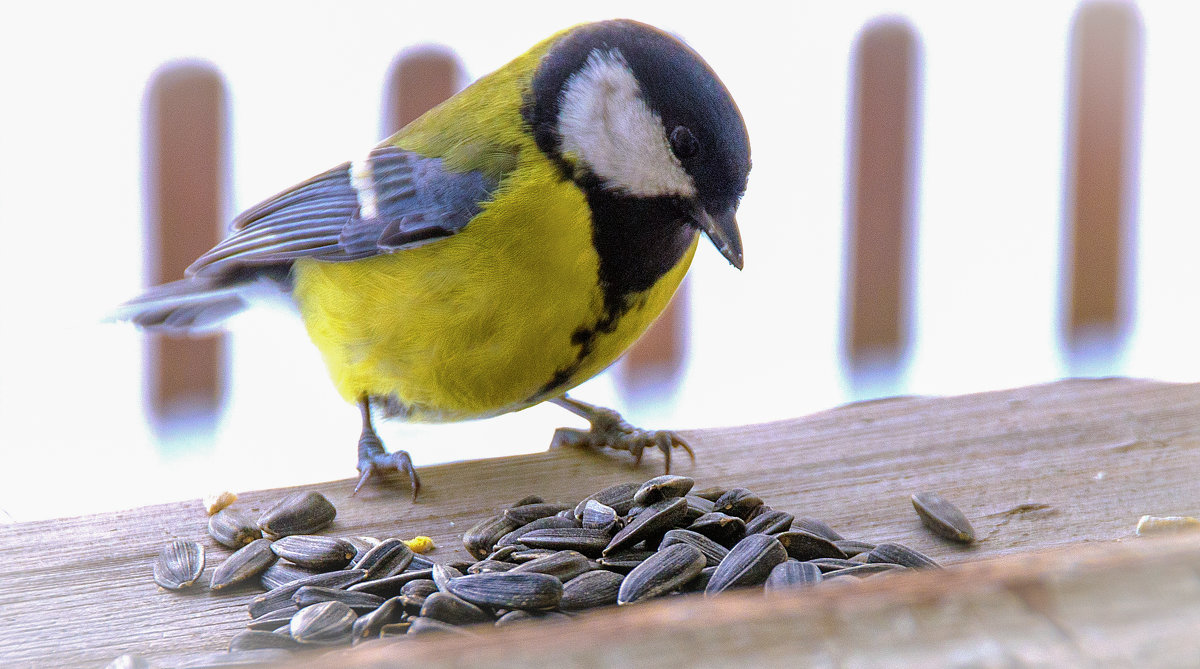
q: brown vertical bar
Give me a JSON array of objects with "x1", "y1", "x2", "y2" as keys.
[
  {"x1": 144, "y1": 62, "x2": 228, "y2": 421},
  {"x1": 617, "y1": 282, "x2": 690, "y2": 397},
  {"x1": 843, "y1": 18, "x2": 920, "y2": 384},
  {"x1": 1063, "y1": 1, "x2": 1143, "y2": 358},
  {"x1": 382, "y1": 46, "x2": 466, "y2": 135}
]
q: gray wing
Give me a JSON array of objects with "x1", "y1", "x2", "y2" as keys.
[{"x1": 187, "y1": 146, "x2": 497, "y2": 279}]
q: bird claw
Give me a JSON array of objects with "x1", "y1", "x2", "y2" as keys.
[
  {"x1": 354, "y1": 429, "x2": 421, "y2": 501},
  {"x1": 551, "y1": 411, "x2": 694, "y2": 474}
]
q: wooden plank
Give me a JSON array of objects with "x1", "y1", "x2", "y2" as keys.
[
  {"x1": 317, "y1": 531, "x2": 1200, "y2": 668},
  {"x1": 1, "y1": 378, "x2": 1199, "y2": 666}
]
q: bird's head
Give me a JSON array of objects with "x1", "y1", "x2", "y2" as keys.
[{"x1": 525, "y1": 19, "x2": 750, "y2": 269}]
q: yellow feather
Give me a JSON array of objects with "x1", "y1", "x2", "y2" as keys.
[{"x1": 290, "y1": 27, "x2": 699, "y2": 422}]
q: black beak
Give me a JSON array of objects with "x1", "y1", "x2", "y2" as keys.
[{"x1": 692, "y1": 202, "x2": 743, "y2": 270}]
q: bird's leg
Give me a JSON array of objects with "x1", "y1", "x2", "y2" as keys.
[
  {"x1": 549, "y1": 395, "x2": 695, "y2": 474},
  {"x1": 353, "y1": 396, "x2": 421, "y2": 501}
]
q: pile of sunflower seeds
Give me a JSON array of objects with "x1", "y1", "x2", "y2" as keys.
[{"x1": 129, "y1": 476, "x2": 970, "y2": 667}]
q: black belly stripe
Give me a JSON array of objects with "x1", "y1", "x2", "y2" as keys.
[{"x1": 534, "y1": 184, "x2": 696, "y2": 399}]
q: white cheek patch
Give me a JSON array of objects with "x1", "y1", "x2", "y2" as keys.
[{"x1": 557, "y1": 49, "x2": 696, "y2": 199}]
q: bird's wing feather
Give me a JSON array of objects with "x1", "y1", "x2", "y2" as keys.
[{"x1": 187, "y1": 146, "x2": 497, "y2": 278}]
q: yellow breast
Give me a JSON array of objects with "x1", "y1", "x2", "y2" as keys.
[{"x1": 291, "y1": 152, "x2": 698, "y2": 422}]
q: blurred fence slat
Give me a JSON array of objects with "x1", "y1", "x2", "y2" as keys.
[
  {"x1": 143, "y1": 62, "x2": 228, "y2": 422},
  {"x1": 843, "y1": 18, "x2": 920, "y2": 388},
  {"x1": 1063, "y1": 1, "x2": 1143, "y2": 363},
  {"x1": 382, "y1": 46, "x2": 466, "y2": 135}
]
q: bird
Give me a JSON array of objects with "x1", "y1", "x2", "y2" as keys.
[{"x1": 116, "y1": 19, "x2": 751, "y2": 500}]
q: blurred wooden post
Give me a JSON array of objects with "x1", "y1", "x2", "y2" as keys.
[
  {"x1": 382, "y1": 46, "x2": 465, "y2": 135},
  {"x1": 1062, "y1": 1, "x2": 1143, "y2": 370},
  {"x1": 143, "y1": 62, "x2": 228, "y2": 426},
  {"x1": 843, "y1": 18, "x2": 920, "y2": 393}
]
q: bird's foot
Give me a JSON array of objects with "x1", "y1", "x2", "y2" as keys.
[
  {"x1": 550, "y1": 398, "x2": 694, "y2": 474},
  {"x1": 354, "y1": 399, "x2": 421, "y2": 501}
]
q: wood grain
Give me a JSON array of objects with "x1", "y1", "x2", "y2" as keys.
[{"x1": 1, "y1": 378, "x2": 1198, "y2": 666}]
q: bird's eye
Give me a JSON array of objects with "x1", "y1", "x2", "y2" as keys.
[{"x1": 669, "y1": 125, "x2": 699, "y2": 160}]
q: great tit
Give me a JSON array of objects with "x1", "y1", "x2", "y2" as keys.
[{"x1": 118, "y1": 19, "x2": 751, "y2": 500}]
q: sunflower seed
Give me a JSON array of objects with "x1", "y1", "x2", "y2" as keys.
[
  {"x1": 574, "y1": 482, "x2": 641, "y2": 518},
  {"x1": 292, "y1": 586, "x2": 385, "y2": 613},
  {"x1": 510, "y1": 550, "x2": 595, "y2": 582},
  {"x1": 692, "y1": 486, "x2": 727, "y2": 502},
  {"x1": 712, "y1": 488, "x2": 763, "y2": 520},
  {"x1": 745, "y1": 509, "x2": 794, "y2": 535},
  {"x1": 764, "y1": 561, "x2": 822, "y2": 591},
  {"x1": 687, "y1": 512, "x2": 746, "y2": 547},
  {"x1": 822, "y1": 562, "x2": 907, "y2": 579},
  {"x1": 154, "y1": 539, "x2": 205, "y2": 590},
  {"x1": 260, "y1": 563, "x2": 323, "y2": 590},
  {"x1": 595, "y1": 549, "x2": 657, "y2": 574},
  {"x1": 271, "y1": 535, "x2": 356, "y2": 570},
  {"x1": 793, "y1": 517, "x2": 843, "y2": 542},
  {"x1": 775, "y1": 531, "x2": 848, "y2": 561},
  {"x1": 351, "y1": 596, "x2": 406, "y2": 639},
  {"x1": 380, "y1": 622, "x2": 410, "y2": 637},
  {"x1": 248, "y1": 570, "x2": 366, "y2": 618},
  {"x1": 446, "y1": 571, "x2": 563, "y2": 610},
  {"x1": 511, "y1": 494, "x2": 545, "y2": 507},
  {"x1": 468, "y1": 559, "x2": 520, "y2": 574},
  {"x1": 177, "y1": 649, "x2": 293, "y2": 668},
  {"x1": 683, "y1": 495, "x2": 716, "y2": 522},
  {"x1": 633, "y1": 475, "x2": 695, "y2": 506},
  {"x1": 463, "y1": 514, "x2": 520, "y2": 560},
  {"x1": 420, "y1": 591, "x2": 494, "y2": 625},
  {"x1": 559, "y1": 569, "x2": 624, "y2": 611},
  {"x1": 510, "y1": 548, "x2": 558, "y2": 562},
  {"x1": 289, "y1": 600, "x2": 356, "y2": 645},
  {"x1": 246, "y1": 606, "x2": 298, "y2": 631},
  {"x1": 618, "y1": 543, "x2": 705, "y2": 604},
  {"x1": 407, "y1": 616, "x2": 476, "y2": 636},
  {"x1": 520, "y1": 527, "x2": 611, "y2": 557},
  {"x1": 400, "y1": 578, "x2": 439, "y2": 599},
  {"x1": 604, "y1": 497, "x2": 688, "y2": 555},
  {"x1": 342, "y1": 536, "x2": 379, "y2": 566},
  {"x1": 832, "y1": 539, "x2": 875, "y2": 556},
  {"x1": 911, "y1": 492, "x2": 975, "y2": 543},
  {"x1": 211, "y1": 539, "x2": 277, "y2": 590},
  {"x1": 705, "y1": 533, "x2": 787, "y2": 595},
  {"x1": 659, "y1": 529, "x2": 729, "y2": 567},
  {"x1": 504, "y1": 503, "x2": 572, "y2": 526},
  {"x1": 432, "y1": 563, "x2": 463, "y2": 592},
  {"x1": 580, "y1": 500, "x2": 618, "y2": 532},
  {"x1": 227, "y1": 630, "x2": 300, "y2": 651},
  {"x1": 496, "y1": 515, "x2": 579, "y2": 548},
  {"x1": 355, "y1": 538, "x2": 414, "y2": 580},
  {"x1": 807, "y1": 558, "x2": 861, "y2": 572},
  {"x1": 207, "y1": 509, "x2": 262, "y2": 549},
  {"x1": 685, "y1": 566, "x2": 717, "y2": 592},
  {"x1": 495, "y1": 610, "x2": 571, "y2": 626},
  {"x1": 257, "y1": 490, "x2": 336, "y2": 538},
  {"x1": 867, "y1": 543, "x2": 941, "y2": 569}
]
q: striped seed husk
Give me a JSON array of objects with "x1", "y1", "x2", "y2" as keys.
[
  {"x1": 355, "y1": 538, "x2": 414, "y2": 580},
  {"x1": 270, "y1": 535, "x2": 356, "y2": 570},
  {"x1": 618, "y1": 543, "x2": 706, "y2": 604},
  {"x1": 867, "y1": 543, "x2": 941, "y2": 569},
  {"x1": 289, "y1": 600, "x2": 357, "y2": 645},
  {"x1": 420, "y1": 591, "x2": 494, "y2": 625},
  {"x1": 520, "y1": 527, "x2": 611, "y2": 557},
  {"x1": 510, "y1": 550, "x2": 595, "y2": 581},
  {"x1": 211, "y1": 538, "x2": 277, "y2": 590},
  {"x1": 705, "y1": 533, "x2": 787, "y2": 595},
  {"x1": 463, "y1": 514, "x2": 520, "y2": 560},
  {"x1": 793, "y1": 517, "x2": 844, "y2": 542},
  {"x1": 559, "y1": 569, "x2": 624, "y2": 611},
  {"x1": 633, "y1": 475, "x2": 696, "y2": 506},
  {"x1": 775, "y1": 531, "x2": 848, "y2": 561},
  {"x1": 911, "y1": 491, "x2": 976, "y2": 543},
  {"x1": 604, "y1": 497, "x2": 688, "y2": 555},
  {"x1": 503, "y1": 503, "x2": 572, "y2": 526},
  {"x1": 207, "y1": 509, "x2": 262, "y2": 549},
  {"x1": 445, "y1": 571, "x2": 564, "y2": 610},
  {"x1": 573, "y1": 482, "x2": 641, "y2": 519},
  {"x1": 351, "y1": 596, "x2": 407, "y2": 639},
  {"x1": 257, "y1": 490, "x2": 336, "y2": 538},
  {"x1": 687, "y1": 512, "x2": 746, "y2": 547},
  {"x1": 248, "y1": 569, "x2": 366, "y2": 618},
  {"x1": 227, "y1": 630, "x2": 300, "y2": 652},
  {"x1": 292, "y1": 585, "x2": 385, "y2": 613},
  {"x1": 712, "y1": 488, "x2": 763, "y2": 520},
  {"x1": 764, "y1": 560, "x2": 822, "y2": 591},
  {"x1": 659, "y1": 528, "x2": 730, "y2": 567},
  {"x1": 745, "y1": 509, "x2": 795, "y2": 535},
  {"x1": 153, "y1": 539, "x2": 205, "y2": 590}
]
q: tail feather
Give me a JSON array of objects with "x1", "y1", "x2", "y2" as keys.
[{"x1": 111, "y1": 278, "x2": 253, "y2": 334}]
